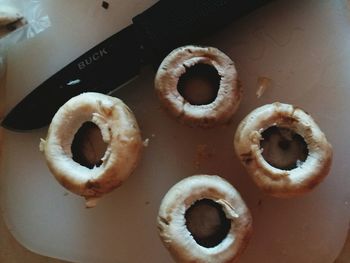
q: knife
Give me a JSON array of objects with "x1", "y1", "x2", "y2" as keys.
[{"x1": 2, "y1": 0, "x2": 270, "y2": 131}]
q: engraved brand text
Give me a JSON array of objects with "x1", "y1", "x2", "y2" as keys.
[{"x1": 78, "y1": 48, "x2": 108, "y2": 70}]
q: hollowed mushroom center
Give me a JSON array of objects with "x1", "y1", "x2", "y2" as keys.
[
  {"x1": 185, "y1": 198, "x2": 231, "y2": 248},
  {"x1": 71, "y1": 122, "x2": 108, "y2": 169},
  {"x1": 177, "y1": 63, "x2": 220, "y2": 105},
  {"x1": 260, "y1": 126, "x2": 308, "y2": 170}
]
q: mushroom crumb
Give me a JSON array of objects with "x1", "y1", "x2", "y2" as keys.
[
  {"x1": 256, "y1": 76, "x2": 272, "y2": 98},
  {"x1": 39, "y1": 138, "x2": 46, "y2": 152},
  {"x1": 194, "y1": 144, "x2": 213, "y2": 169},
  {"x1": 85, "y1": 197, "x2": 100, "y2": 208},
  {"x1": 143, "y1": 138, "x2": 150, "y2": 147}
]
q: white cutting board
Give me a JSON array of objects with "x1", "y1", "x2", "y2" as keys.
[{"x1": 1, "y1": 0, "x2": 350, "y2": 262}]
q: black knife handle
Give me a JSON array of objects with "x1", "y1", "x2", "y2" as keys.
[{"x1": 133, "y1": 0, "x2": 270, "y2": 66}]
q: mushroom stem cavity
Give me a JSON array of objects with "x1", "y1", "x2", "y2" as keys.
[
  {"x1": 177, "y1": 63, "x2": 220, "y2": 105},
  {"x1": 185, "y1": 198, "x2": 231, "y2": 248},
  {"x1": 260, "y1": 126, "x2": 308, "y2": 170},
  {"x1": 71, "y1": 121, "x2": 108, "y2": 169}
]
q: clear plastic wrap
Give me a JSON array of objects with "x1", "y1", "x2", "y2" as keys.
[
  {"x1": 0, "y1": 0, "x2": 50, "y2": 43},
  {"x1": 0, "y1": 0, "x2": 50, "y2": 118}
]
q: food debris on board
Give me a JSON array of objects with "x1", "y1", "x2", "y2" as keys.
[
  {"x1": 142, "y1": 134, "x2": 157, "y2": 147},
  {"x1": 143, "y1": 138, "x2": 150, "y2": 147},
  {"x1": 194, "y1": 144, "x2": 214, "y2": 169},
  {"x1": 101, "y1": 1, "x2": 109, "y2": 10},
  {"x1": 256, "y1": 76, "x2": 272, "y2": 98}
]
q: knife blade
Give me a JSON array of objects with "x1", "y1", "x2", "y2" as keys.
[
  {"x1": 2, "y1": 25, "x2": 142, "y2": 131},
  {"x1": 2, "y1": 0, "x2": 271, "y2": 131}
]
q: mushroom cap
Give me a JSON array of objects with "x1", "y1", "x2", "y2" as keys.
[
  {"x1": 155, "y1": 45, "x2": 241, "y2": 128},
  {"x1": 40, "y1": 92, "x2": 142, "y2": 207},
  {"x1": 234, "y1": 102, "x2": 333, "y2": 198},
  {"x1": 158, "y1": 175, "x2": 252, "y2": 263}
]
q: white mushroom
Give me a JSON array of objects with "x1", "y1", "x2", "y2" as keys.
[
  {"x1": 155, "y1": 45, "x2": 241, "y2": 128},
  {"x1": 0, "y1": 5, "x2": 26, "y2": 39},
  {"x1": 0, "y1": 5, "x2": 23, "y2": 26},
  {"x1": 234, "y1": 102, "x2": 333, "y2": 198},
  {"x1": 158, "y1": 175, "x2": 252, "y2": 263},
  {"x1": 40, "y1": 92, "x2": 143, "y2": 207}
]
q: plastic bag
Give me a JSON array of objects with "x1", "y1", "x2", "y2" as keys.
[
  {"x1": 0, "y1": 0, "x2": 50, "y2": 119},
  {"x1": 0, "y1": 0, "x2": 50, "y2": 44}
]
